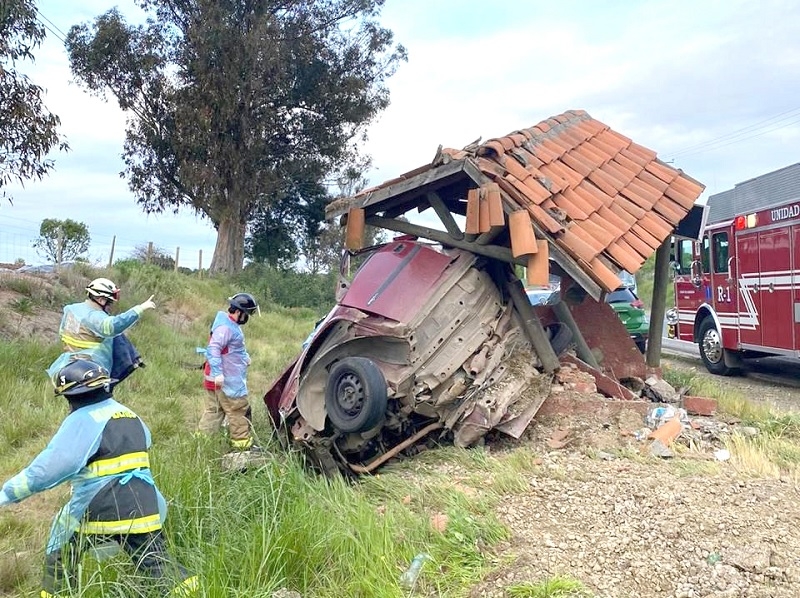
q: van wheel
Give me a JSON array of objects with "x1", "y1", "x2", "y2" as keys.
[
  {"x1": 325, "y1": 357, "x2": 387, "y2": 433},
  {"x1": 698, "y1": 317, "x2": 737, "y2": 376}
]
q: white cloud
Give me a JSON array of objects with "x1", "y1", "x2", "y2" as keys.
[{"x1": 5, "y1": 0, "x2": 800, "y2": 266}]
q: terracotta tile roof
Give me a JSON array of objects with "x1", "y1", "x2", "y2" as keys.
[
  {"x1": 457, "y1": 109, "x2": 704, "y2": 291},
  {"x1": 327, "y1": 109, "x2": 704, "y2": 294}
]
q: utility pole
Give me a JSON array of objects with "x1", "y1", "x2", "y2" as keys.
[{"x1": 646, "y1": 238, "x2": 671, "y2": 368}]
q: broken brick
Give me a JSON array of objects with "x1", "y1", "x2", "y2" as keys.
[{"x1": 683, "y1": 395, "x2": 717, "y2": 416}]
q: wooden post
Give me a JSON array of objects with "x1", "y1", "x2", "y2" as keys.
[
  {"x1": 198, "y1": 250, "x2": 203, "y2": 278},
  {"x1": 146, "y1": 241, "x2": 154, "y2": 264},
  {"x1": 345, "y1": 208, "x2": 366, "y2": 250},
  {"x1": 107, "y1": 235, "x2": 116, "y2": 268},
  {"x1": 504, "y1": 272, "x2": 560, "y2": 374},
  {"x1": 646, "y1": 238, "x2": 671, "y2": 368},
  {"x1": 174, "y1": 247, "x2": 180, "y2": 272},
  {"x1": 56, "y1": 227, "x2": 64, "y2": 267}
]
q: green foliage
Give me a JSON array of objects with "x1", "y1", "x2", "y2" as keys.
[
  {"x1": 33, "y1": 218, "x2": 91, "y2": 263},
  {"x1": 0, "y1": 265, "x2": 516, "y2": 597},
  {"x1": 507, "y1": 577, "x2": 592, "y2": 597},
  {"x1": 0, "y1": 0, "x2": 69, "y2": 201},
  {"x1": 66, "y1": 0, "x2": 406, "y2": 274},
  {"x1": 238, "y1": 262, "x2": 337, "y2": 315},
  {"x1": 635, "y1": 253, "x2": 675, "y2": 310},
  {"x1": 128, "y1": 243, "x2": 176, "y2": 271}
]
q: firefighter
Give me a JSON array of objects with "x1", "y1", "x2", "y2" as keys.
[
  {"x1": 0, "y1": 359, "x2": 198, "y2": 597},
  {"x1": 198, "y1": 292, "x2": 259, "y2": 450},
  {"x1": 46, "y1": 278, "x2": 156, "y2": 386}
]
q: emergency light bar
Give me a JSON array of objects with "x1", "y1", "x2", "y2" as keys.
[{"x1": 734, "y1": 214, "x2": 758, "y2": 230}]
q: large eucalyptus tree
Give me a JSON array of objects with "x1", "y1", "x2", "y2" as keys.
[
  {"x1": 0, "y1": 0, "x2": 68, "y2": 202},
  {"x1": 66, "y1": 0, "x2": 405, "y2": 273}
]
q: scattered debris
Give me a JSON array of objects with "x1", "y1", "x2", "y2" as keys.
[
  {"x1": 643, "y1": 376, "x2": 681, "y2": 403},
  {"x1": 683, "y1": 395, "x2": 718, "y2": 416}
]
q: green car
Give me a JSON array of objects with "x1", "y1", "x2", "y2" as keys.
[
  {"x1": 526, "y1": 271, "x2": 649, "y2": 353},
  {"x1": 606, "y1": 286, "x2": 649, "y2": 353}
]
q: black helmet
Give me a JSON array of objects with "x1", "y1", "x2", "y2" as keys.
[
  {"x1": 228, "y1": 293, "x2": 259, "y2": 315},
  {"x1": 54, "y1": 359, "x2": 116, "y2": 398}
]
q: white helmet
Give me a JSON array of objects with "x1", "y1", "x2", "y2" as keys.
[{"x1": 86, "y1": 278, "x2": 120, "y2": 302}]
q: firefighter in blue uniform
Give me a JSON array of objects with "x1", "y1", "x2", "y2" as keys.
[
  {"x1": 46, "y1": 277, "x2": 156, "y2": 386},
  {"x1": 0, "y1": 359, "x2": 197, "y2": 597}
]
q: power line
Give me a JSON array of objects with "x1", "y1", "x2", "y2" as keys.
[
  {"x1": 665, "y1": 106, "x2": 800, "y2": 160},
  {"x1": 35, "y1": 10, "x2": 68, "y2": 44},
  {"x1": 669, "y1": 114, "x2": 800, "y2": 160},
  {"x1": 37, "y1": 10, "x2": 69, "y2": 39}
]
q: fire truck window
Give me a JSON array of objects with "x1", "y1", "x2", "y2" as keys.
[
  {"x1": 677, "y1": 240, "x2": 693, "y2": 275},
  {"x1": 712, "y1": 233, "x2": 729, "y2": 274},
  {"x1": 698, "y1": 237, "x2": 709, "y2": 274}
]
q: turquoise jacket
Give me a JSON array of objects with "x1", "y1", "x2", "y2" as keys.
[
  {"x1": 47, "y1": 300, "x2": 144, "y2": 382},
  {"x1": 1, "y1": 398, "x2": 166, "y2": 553}
]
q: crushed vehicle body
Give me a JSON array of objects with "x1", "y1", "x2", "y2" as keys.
[
  {"x1": 263, "y1": 109, "x2": 707, "y2": 475},
  {"x1": 264, "y1": 238, "x2": 557, "y2": 476}
]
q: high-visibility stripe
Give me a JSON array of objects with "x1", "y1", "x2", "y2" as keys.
[
  {"x1": 169, "y1": 575, "x2": 199, "y2": 596},
  {"x1": 230, "y1": 437, "x2": 253, "y2": 449},
  {"x1": 101, "y1": 319, "x2": 115, "y2": 336},
  {"x1": 81, "y1": 513, "x2": 162, "y2": 535},
  {"x1": 40, "y1": 591, "x2": 58, "y2": 598},
  {"x1": 88, "y1": 452, "x2": 150, "y2": 476},
  {"x1": 60, "y1": 334, "x2": 100, "y2": 350}
]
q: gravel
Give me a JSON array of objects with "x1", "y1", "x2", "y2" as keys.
[{"x1": 463, "y1": 364, "x2": 800, "y2": 598}]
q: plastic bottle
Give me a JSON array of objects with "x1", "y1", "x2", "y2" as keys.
[{"x1": 399, "y1": 553, "x2": 431, "y2": 589}]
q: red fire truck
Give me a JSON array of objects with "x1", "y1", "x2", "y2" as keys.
[{"x1": 669, "y1": 196, "x2": 800, "y2": 374}]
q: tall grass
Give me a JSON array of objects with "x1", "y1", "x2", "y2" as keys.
[{"x1": 0, "y1": 263, "x2": 503, "y2": 597}]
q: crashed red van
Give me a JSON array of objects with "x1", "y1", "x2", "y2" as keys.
[{"x1": 263, "y1": 236, "x2": 568, "y2": 476}]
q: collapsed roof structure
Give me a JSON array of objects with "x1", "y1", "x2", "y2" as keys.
[{"x1": 328, "y1": 109, "x2": 705, "y2": 302}]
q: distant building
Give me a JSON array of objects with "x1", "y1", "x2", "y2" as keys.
[{"x1": 706, "y1": 162, "x2": 800, "y2": 224}]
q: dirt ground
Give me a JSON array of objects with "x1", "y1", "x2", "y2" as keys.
[{"x1": 465, "y1": 366, "x2": 800, "y2": 598}]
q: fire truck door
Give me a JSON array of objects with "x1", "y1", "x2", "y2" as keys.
[
  {"x1": 759, "y1": 228, "x2": 794, "y2": 350},
  {"x1": 709, "y1": 231, "x2": 739, "y2": 349},
  {"x1": 735, "y1": 231, "x2": 762, "y2": 347}
]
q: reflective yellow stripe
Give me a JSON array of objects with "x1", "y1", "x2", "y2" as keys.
[
  {"x1": 169, "y1": 575, "x2": 199, "y2": 596},
  {"x1": 230, "y1": 437, "x2": 253, "y2": 449},
  {"x1": 41, "y1": 591, "x2": 57, "y2": 598},
  {"x1": 61, "y1": 333, "x2": 101, "y2": 350},
  {"x1": 81, "y1": 513, "x2": 162, "y2": 535},
  {"x1": 88, "y1": 452, "x2": 150, "y2": 476}
]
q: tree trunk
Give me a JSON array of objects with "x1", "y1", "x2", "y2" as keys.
[{"x1": 210, "y1": 217, "x2": 246, "y2": 274}]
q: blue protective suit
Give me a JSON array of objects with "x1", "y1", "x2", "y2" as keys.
[
  {"x1": 0, "y1": 398, "x2": 166, "y2": 553},
  {"x1": 47, "y1": 300, "x2": 145, "y2": 383},
  {"x1": 200, "y1": 311, "x2": 251, "y2": 398}
]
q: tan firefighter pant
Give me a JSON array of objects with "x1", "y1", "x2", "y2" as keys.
[{"x1": 198, "y1": 389, "x2": 252, "y2": 448}]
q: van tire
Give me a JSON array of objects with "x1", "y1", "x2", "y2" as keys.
[{"x1": 325, "y1": 357, "x2": 388, "y2": 433}]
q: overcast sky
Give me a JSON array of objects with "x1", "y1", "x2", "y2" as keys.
[{"x1": 3, "y1": 0, "x2": 800, "y2": 267}]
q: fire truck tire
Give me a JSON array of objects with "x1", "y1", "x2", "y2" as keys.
[{"x1": 698, "y1": 317, "x2": 737, "y2": 376}]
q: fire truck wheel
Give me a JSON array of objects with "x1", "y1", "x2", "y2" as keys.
[{"x1": 698, "y1": 317, "x2": 736, "y2": 376}]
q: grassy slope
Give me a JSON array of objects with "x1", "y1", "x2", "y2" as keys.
[
  {"x1": 0, "y1": 265, "x2": 511, "y2": 598},
  {"x1": 2, "y1": 264, "x2": 800, "y2": 597}
]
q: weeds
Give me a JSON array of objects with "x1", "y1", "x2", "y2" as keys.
[{"x1": 508, "y1": 576, "x2": 593, "y2": 597}]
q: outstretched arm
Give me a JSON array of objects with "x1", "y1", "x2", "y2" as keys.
[{"x1": 1, "y1": 415, "x2": 102, "y2": 504}]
